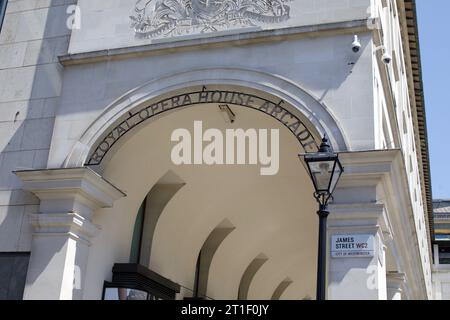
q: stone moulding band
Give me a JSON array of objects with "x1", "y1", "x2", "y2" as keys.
[{"x1": 86, "y1": 88, "x2": 319, "y2": 166}]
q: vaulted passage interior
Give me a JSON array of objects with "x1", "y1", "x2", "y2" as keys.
[{"x1": 84, "y1": 91, "x2": 322, "y2": 300}]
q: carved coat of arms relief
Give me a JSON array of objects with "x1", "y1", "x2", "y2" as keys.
[{"x1": 130, "y1": 0, "x2": 294, "y2": 39}]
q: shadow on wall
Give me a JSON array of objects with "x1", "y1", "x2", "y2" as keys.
[{"x1": 0, "y1": 0, "x2": 74, "y2": 295}]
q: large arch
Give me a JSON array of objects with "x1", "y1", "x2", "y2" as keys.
[{"x1": 63, "y1": 67, "x2": 349, "y2": 169}]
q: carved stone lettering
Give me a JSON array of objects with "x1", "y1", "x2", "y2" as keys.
[{"x1": 87, "y1": 89, "x2": 318, "y2": 165}]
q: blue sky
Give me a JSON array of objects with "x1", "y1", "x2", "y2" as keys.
[{"x1": 416, "y1": 0, "x2": 450, "y2": 199}]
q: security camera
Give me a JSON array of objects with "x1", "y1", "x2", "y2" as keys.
[
  {"x1": 382, "y1": 52, "x2": 392, "y2": 65},
  {"x1": 374, "y1": 45, "x2": 392, "y2": 65},
  {"x1": 352, "y1": 35, "x2": 361, "y2": 53}
]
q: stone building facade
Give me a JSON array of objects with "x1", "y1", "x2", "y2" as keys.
[{"x1": 0, "y1": 0, "x2": 434, "y2": 300}]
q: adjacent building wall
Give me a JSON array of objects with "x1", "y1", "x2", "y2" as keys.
[
  {"x1": 373, "y1": 0, "x2": 432, "y2": 296},
  {"x1": 0, "y1": 0, "x2": 434, "y2": 300},
  {"x1": 68, "y1": 0, "x2": 372, "y2": 54}
]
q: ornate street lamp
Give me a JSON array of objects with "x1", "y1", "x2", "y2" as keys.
[
  {"x1": 300, "y1": 136, "x2": 344, "y2": 301},
  {"x1": 102, "y1": 264, "x2": 180, "y2": 300}
]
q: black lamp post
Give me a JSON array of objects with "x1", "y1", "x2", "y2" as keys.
[{"x1": 300, "y1": 136, "x2": 343, "y2": 301}]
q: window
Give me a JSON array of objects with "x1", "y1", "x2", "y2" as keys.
[
  {"x1": 102, "y1": 264, "x2": 180, "y2": 300},
  {"x1": 0, "y1": 252, "x2": 30, "y2": 300},
  {"x1": 439, "y1": 247, "x2": 450, "y2": 265},
  {"x1": 0, "y1": 0, "x2": 7, "y2": 33},
  {"x1": 402, "y1": 111, "x2": 408, "y2": 134}
]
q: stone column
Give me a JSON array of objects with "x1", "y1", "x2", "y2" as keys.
[
  {"x1": 327, "y1": 203, "x2": 388, "y2": 300},
  {"x1": 16, "y1": 168, "x2": 125, "y2": 300},
  {"x1": 386, "y1": 272, "x2": 406, "y2": 300}
]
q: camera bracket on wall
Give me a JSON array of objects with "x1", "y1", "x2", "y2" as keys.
[{"x1": 102, "y1": 264, "x2": 181, "y2": 300}]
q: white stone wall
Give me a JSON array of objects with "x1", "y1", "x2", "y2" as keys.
[
  {"x1": 0, "y1": 0, "x2": 435, "y2": 300},
  {"x1": 0, "y1": 0, "x2": 75, "y2": 252}
]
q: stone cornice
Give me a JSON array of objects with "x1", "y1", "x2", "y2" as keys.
[{"x1": 15, "y1": 167, "x2": 126, "y2": 210}]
